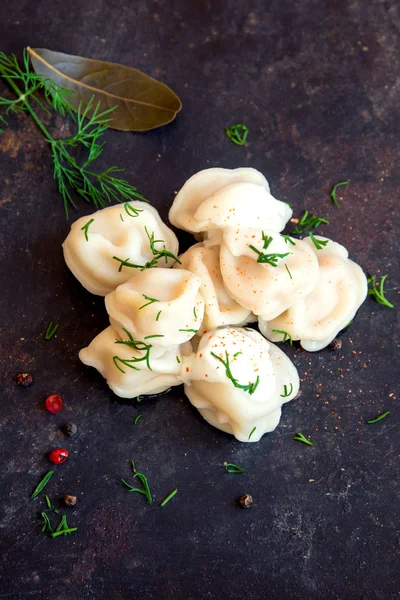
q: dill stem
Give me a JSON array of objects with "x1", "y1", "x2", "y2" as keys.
[{"x1": 1, "y1": 72, "x2": 54, "y2": 143}]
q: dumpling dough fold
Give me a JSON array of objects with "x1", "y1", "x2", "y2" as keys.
[
  {"x1": 182, "y1": 327, "x2": 299, "y2": 442},
  {"x1": 63, "y1": 202, "x2": 179, "y2": 296},
  {"x1": 259, "y1": 237, "x2": 368, "y2": 351}
]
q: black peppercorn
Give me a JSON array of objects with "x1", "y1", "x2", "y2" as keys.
[
  {"x1": 16, "y1": 373, "x2": 33, "y2": 388},
  {"x1": 64, "y1": 495, "x2": 77, "y2": 506},
  {"x1": 330, "y1": 338, "x2": 342, "y2": 351},
  {"x1": 238, "y1": 493, "x2": 253, "y2": 509},
  {"x1": 63, "y1": 423, "x2": 78, "y2": 436}
]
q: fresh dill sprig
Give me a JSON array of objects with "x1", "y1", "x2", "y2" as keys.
[
  {"x1": 283, "y1": 235, "x2": 296, "y2": 246},
  {"x1": 291, "y1": 210, "x2": 328, "y2": 235},
  {"x1": 31, "y1": 470, "x2": 54, "y2": 500},
  {"x1": 51, "y1": 514, "x2": 77, "y2": 538},
  {"x1": 225, "y1": 463, "x2": 245, "y2": 473},
  {"x1": 139, "y1": 294, "x2": 160, "y2": 310},
  {"x1": 331, "y1": 181, "x2": 349, "y2": 207},
  {"x1": 0, "y1": 50, "x2": 145, "y2": 217},
  {"x1": 121, "y1": 460, "x2": 152, "y2": 504},
  {"x1": 280, "y1": 383, "x2": 293, "y2": 398},
  {"x1": 113, "y1": 227, "x2": 181, "y2": 272},
  {"x1": 248, "y1": 245, "x2": 290, "y2": 267},
  {"x1": 160, "y1": 488, "x2": 178, "y2": 507},
  {"x1": 113, "y1": 328, "x2": 153, "y2": 372},
  {"x1": 134, "y1": 414, "x2": 143, "y2": 425},
  {"x1": 309, "y1": 232, "x2": 329, "y2": 250},
  {"x1": 293, "y1": 432, "x2": 314, "y2": 446},
  {"x1": 211, "y1": 351, "x2": 259, "y2": 395},
  {"x1": 261, "y1": 232, "x2": 273, "y2": 249},
  {"x1": 225, "y1": 123, "x2": 248, "y2": 146},
  {"x1": 124, "y1": 202, "x2": 144, "y2": 217},
  {"x1": 41, "y1": 512, "x2": 53, "y2": 533},
  {"x1": 367, "y1": 411, "x2": 390, "y2": 424},
  {"x1": 44, "y1": 320, "x2": 59, "y2": 341},
  {"x1": 248, "y1": 427, "x2": 257, "y2": 440},
  {"x1": 272, "y1": 329, "x2": 293, "y2": 345},
  {"x1": 367, "y1": 274, "x2": 394, "y2": 308},
  {"x1": 81, "y1": 218, "x2": 94, "y2": 242}
]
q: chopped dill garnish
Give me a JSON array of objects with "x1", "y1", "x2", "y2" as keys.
[
  {"x1": 124, "y1": 203, "x2": 143, "y2": 218},
  {"x1": 176, "y1": 356, "x2": 181, "y2": 364},
  {"x1": 144, "y1": 334, "x2": 164, "y2": 340},
  {"x1": 280, "y1": 383, "x2": 293, "y2": 398},
  {"x1": 156, "y1": 310, "x2": 162, "y2": 321},
  {"x1": 367, "y1": 411, "x2": 390, "y2": 424},
  {"x1": 331, "y1": 181, "x2": 349, "y2": 207},
  {"x1": 113, "y1": 328, "x2": 153, "y2": 372},
  {"x1": 41, "y1": 512, "x2": 53, "y2": 533},
  {"x1": 367, "y1": 274, "x2": 394, "y2": 308},
  {"x1": 139, "y1": 294, "x2": 160, "y2": 310},
  {"x1": 293, "y1": 432, "x2": 313, "y2": 446},
  {"x1": 248, "y1": 427, "x2": 256, "y2": 440},
  {"x1": 285, "y1": 264, "x2": 292, "y2": 279},
  {"x1": 113, "y1": 227, "x2": 181, "y2": 272},
  {"x1": 225, "y1": 123, "x2": 248, "y2": 146},
  {"x1": 44, "y1": 320, "x2": 59, "y2": 341},
  {"x1": 283, "y1": 235, "x2": 296, "y2": 246},
  {"x1": 249, "y1": 233, "x2": 290, "y2": 266},
  {"x1": 290, "y1": 210, "x2": 328, "y2": 235},
  {"x1": 134, "y1": 414, "x2": 143, "y2": 425},
  {"x1": 160, "y1": 488, "x2": 178, "y2": 507},
  {"x1": 179, "y1": 328, "x2": 198, "y2": 334},
  {"x1": 122, "y1": 460, "x2": 152, "y2": 504},
  {"x1": 211, "y1": 351, "x2": 259, "y2": 395},
  {"x1": 80, "y1": 218, "x2": 95, "y2": 242},
  {"x1": 193, "y1": 307, "x2": 197, "y2": 319},
  {"x1": 120, "y1": 214, "x2": 124, "y2": 222},
  {"x1": 225, "y1": 463, "x2": 244, "y2": 473},
  {"x1": 272, "y1": 329, "x2": 293, "y2": 345},
  {"x1": 31, "y1": 470, "x2": 54, "y2": 500},
  {"x1": 309, "y1": 232, "x2": 329, "y2": 250}
]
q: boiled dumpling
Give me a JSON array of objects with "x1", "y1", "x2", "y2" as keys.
[
  {"x1": 259, "y1": 237, "x2": 368, "y2": 351},
  {"x1": 105, "y1": 269, "x2": 204, "y2": 348},
  {"x1": 175, "y1": 243, "x2": 254, "y2": 332},
  {"x1": 220, "y1": 229, "x2": 319, "y2": 321},
  {"x1": 169, "y1": 167, "x2": 292, "y2": 239},
  {"x1": 181, "y1": 327, "x2": 299, "y2": 442},
  {"x1": 63, "y1": 202, "x2": 179, "y2": 296},
  {"x1": 79, "y1": 326, "x2": 190, "y2": 398}
]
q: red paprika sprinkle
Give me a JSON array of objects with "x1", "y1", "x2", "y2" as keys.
[
  {"x1": 49, "y1": 448, "x2": 69, "y2": 464},
  {"x1": 45, "y1": 394, "x2": 63, "y2": 414}
]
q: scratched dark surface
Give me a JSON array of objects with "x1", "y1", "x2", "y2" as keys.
[{"x1": 0, "y1": 1, "x2": 399, "y2": 599}]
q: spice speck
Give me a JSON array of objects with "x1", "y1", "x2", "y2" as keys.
[
  {"x1": 238, "y1": 493, "x2": 253, "y2": 509},
  {"x1": 16, "y1": 373, "x2": 33, "y2": 388}
]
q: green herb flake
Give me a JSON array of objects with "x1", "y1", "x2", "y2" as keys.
[
  {"x1": 80, "y1": 218, "x2": 95, "y2": 242},
  {"x1": 293, "y1": 432, "x2": 314, "y2": 446},
  {"x1": 139, "y1": 294, "x2": 160, "y2": 310},
  {"x1": 31, "y1": 470, "x2": 55, "y2": 500},
  {"x1": 290, "y1": 210, "x2": 329, "y2": 236},
  {"x1": 309, "y1": 232, "x2": 329, "y2": 250},
  {"x1": 176, "y1": 356, "x2": 181, "y2": 364},
  {"x1": 225, "y1": 123, "x2": 248, "y2": 146},
  {"x1": 280, "y1": 383, "x2": 293, "y2": 398},
  {"x1": 211, "y1": 351, "x2": 259, "y2": 395},
  {"x1": 179, "y1": 328, "x2": 198, "y2": 334},
  {"x1": 160, "y1": 488, "x2": 178, "y2": 507},
  {"x1": 248, "y1": 427, "x2": 257, "y2": 440},
  {"x1": 331, "y1": 181, "x2": 349, "y2": 207},
  {"x1": 134, "y1": 414, "x2": 143, "y2": 425},
  {"x1": 367, "y1": 274, "x2": 394, "y2": 309},
  {"x1": 367, "y1": 411, "x2": 390, "y2": 424},
  {"x1": 41, "y1": 512, "x2": 53, "y2": 533},
  {"x1": 124, "y1": 202, "x2": 144, "y2": 218},
  {"x1": 225, "y1": 463, "x2": 244, "y2": 473},
  {"x1": 285, "y1": 264, "x2": 292, "y2": 280},
  {"x1": 272, "y1": 329, "x2": 293, "y2": 346},
  {"x1": 156, "y1": 310, "x2": 162, "y2": 321},
  {"x1": 44, "y1": 320, "x2": 59, "y2": 341}
]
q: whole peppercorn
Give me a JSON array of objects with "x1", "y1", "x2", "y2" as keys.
[
  {"x1": 63, "y1": 423, "x2": 78, "y2": 437},
  {"x1": 45, "y1": 394, "x2": 63, "y2": 414},
  {"x1": 49, "y1": 448, "x2": 69, "y2": 464},
  {"x1": 238, "y1": 493, "x2": 253, "y2": 509},
  {"x1": 64, "y1": 495, "x2": 77, "y2": 507},
  {"x1": 16, "y1": 373, "x2": 33, "y2": 388},
  {"x1": 330, "y1": 338, "x2": 342, "y2": 351}
]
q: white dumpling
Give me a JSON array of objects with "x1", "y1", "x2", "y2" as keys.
[
  {"x1": 105, "y1": 269, "x2": 204, "y2": 348},
  {"x1": 259, "y1": 237, "x2": 368, "y2": 351},
  {"x1": 169, "y1": 167, "x2": 292, "y2": 237},
  {"x1": 79, "y1": 326, "x2": 190, "y2": 398},
  {"x1": 181, "y1": 327, "x2": 299, "y2": 442},
  {"x1": 175, "y1": 242, "x2": 254, "y2": 332},
  {"x1": 63, "y1": 202, "x2": 179, "y2": 296},
  {"x1": 220, "y1": 229, "x2": 319, "y2": 321}
]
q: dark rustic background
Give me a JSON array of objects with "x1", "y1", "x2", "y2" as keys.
[{"x1": 0, "y1": 1, "x2": 399, "y2": 599}]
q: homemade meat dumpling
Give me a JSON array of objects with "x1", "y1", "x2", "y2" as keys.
[
  {"x1": 219, "y1": 229, "x2": 319, "y2": 321},
  {"x1": 259, "y1": 237, "x2": 368, "y2": 351},
  {"x1": 105, "y1": 269, "x2": 204, "y2": 348},
  {"x1": 63, "y1": 202, "x2": 179, "y2": 296},
  {"x1": 169, "y1": 167, "x2": 292, "y2": 240},
  {"x1": 175, "y1": 243, "x2": 254, "y2": 332},
  {"x1": 181, "y1": 327, "x2": 299, "y2": 442},
  {"x1": 79, "y1": 326, "x2": 190, "y2": 398}
]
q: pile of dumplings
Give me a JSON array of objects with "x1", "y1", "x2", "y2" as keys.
[{"x1": 63, "y1": 168, "x2": 367, "y2": 443}]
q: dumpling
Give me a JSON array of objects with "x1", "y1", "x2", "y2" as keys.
[
  {"x1": 175, "y1": 243, "x2": 254, "y2": 331},
  {"x1": 79, "y1": 326, "x2": 190, "y2": 398},
  {"x1": 105, "y1": 269, "x2": 204, "y2": 348},
  {"x1": 220, "y1": 229, "x2": 319, "y2": 321},
  {"x1": 169, "y1": 167, "x2": 292, "y2": 238},
  {"x1": 259, "y1": 237, "x2": 368, "y2": 351},
  {"x1": 63, "y1": 202, "x2": 179, "y2": 296},
  {"x1": 181, "y1": 327, "x2": 299, "y2": 442}
]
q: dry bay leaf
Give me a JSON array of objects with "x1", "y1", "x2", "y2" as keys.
[{"x1": 28, "y1": 47, "x2": 182, "y2": 131}]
